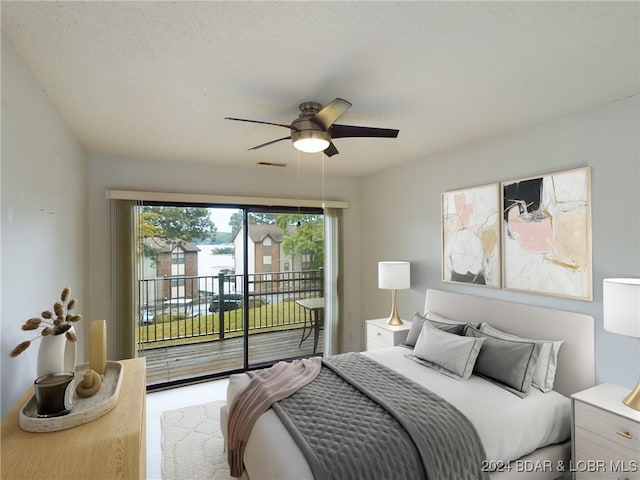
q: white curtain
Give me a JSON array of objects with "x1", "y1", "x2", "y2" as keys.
[{"x1": 323, "y1": 207, "x2": 343, "y2": 355}]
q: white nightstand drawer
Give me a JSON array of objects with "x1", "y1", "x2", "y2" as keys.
[
  {"x1": 367, "y1": 324, "x2": 395, "y2": 345},
  {"x1": 572, "y1": 385, "x2": 640, "y2": 480},
  {"x1": 575, "y1": 401, "x2": 640, "y2": 452},
  {"x1": 365, "y1": 318, "x2": 411, "y2": 351},
  {"x1": 366, "y1": 338, "x2": 391, "y2": 351},
  {"x1": 574, "y1": 427, "x2": 640, "y2": 480},
  {"x1": 576, "y1": 469, "x2": 640, "y2": 480}
]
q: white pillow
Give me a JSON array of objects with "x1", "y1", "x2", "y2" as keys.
[
  {"x1": 479, "y1": 322, "x2": 563, "y2": 393},
  {"x1": 413, "y1": 323, "x2": 485, "y2": 380}
]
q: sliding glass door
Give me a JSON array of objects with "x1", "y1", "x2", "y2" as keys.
[
  {"x1": 245, "y1": 208, "x2": 325, "y2": 368},
  {"x1": 134, "y1": 202, "x2": 326, "y2": 388}
]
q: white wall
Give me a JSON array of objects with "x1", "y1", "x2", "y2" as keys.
[
  {"x1": 360, "y1": 96, "x2": 640, "y2": 388},
  {"x1": 1, "y1": 37, "x2": 88, "y2": 417},
  {"x1": 87, "y1": 155, "x2": 362, "y2": 360}
]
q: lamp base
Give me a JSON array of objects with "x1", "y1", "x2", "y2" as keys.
[
  {"x1": 386, "y1": 289, "x2": 403, "y2": 326},
  {"x1": 623, "y1": 377, "x2": 640, "y2": 411}
]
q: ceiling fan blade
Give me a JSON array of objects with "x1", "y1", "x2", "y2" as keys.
[
  {"x1": 324, "y1": 142, "x2": 339, "y2": 157},
  {"x1": 311, "y1": 98, "x2": 352, "y2": 129},
  {"x1": 225, "y1": 117, "x2": 293, "y2": 130},
  {"x1": 329, "y1": 124, "x2": 399, "y2": 139},
  {"x1": 248, "y1": 136, "x2": 292, "y2": 151}
]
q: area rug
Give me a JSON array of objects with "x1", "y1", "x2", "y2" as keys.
[{"x1": 161, "y1": 400, "x2": 233, "y2": 480}]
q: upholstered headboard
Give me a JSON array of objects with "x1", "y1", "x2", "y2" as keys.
[{"x1": 424, "y1": 289, "x2": 595, "y2": 397}]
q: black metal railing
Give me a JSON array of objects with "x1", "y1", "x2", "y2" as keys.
[{"x1": 137, "y1": 269, "x2": 323, "y2": 347}]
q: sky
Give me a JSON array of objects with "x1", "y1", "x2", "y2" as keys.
[{"x1": 209, "y1": 208, "x2": 237, "y2": 233}]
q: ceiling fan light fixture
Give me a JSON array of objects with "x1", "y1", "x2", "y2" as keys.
[
  {"x1": 226, "y1": 97, "x2": 399, "y2": 157},
  {"x1": 292, "y1": 130, "x2": 330, "y2": 153}
]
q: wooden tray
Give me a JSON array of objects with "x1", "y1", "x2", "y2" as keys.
[{"x1": 19, "y1": 361, "x2": 123, "y2": 432}]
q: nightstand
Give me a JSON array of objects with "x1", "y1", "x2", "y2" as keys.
[
  {"x1": 365, "y1": 318, "x2": 411, "y2": 351},
  {"x1": 572, "y1": 383, "x2": 640, "y2": 480}
]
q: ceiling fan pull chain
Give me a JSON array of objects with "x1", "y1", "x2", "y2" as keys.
[
  {"x1": 297, "y1": 150, "x2": 302, "y2": 221},
  {"x1": 321, "y1": 152, "x2": 326, "y2": 210}
]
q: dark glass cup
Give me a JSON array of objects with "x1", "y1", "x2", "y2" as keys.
[{"x1": 34, "y1": 372, "x2": 74, "y2": 417}]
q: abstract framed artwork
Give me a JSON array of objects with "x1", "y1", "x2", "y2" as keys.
[
  {"x1": 501, "y1": 167, "x2": 592, "y2": 300},
  {"x1": 442, "y1": 183, "x2": 500, "y2": 287}
]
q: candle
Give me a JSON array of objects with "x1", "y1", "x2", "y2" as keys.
[{"x1": 90, "y1": 319, "x2": 107, "y2": 376}]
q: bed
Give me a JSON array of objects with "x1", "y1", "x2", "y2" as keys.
[{"x1": 220, "y1": 289, "x2": 595, "y2": 479}]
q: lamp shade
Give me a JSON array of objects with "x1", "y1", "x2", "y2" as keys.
[
  {"x1": 603, "y1": 278, "x2": 640, "y2": 339},
  {"x1": 378, "y1": 261, "x2": 410, "y2": 290}
]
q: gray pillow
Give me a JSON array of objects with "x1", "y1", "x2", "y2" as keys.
[
  {"x1": 465, "y1": 326, "x2": 541, "y2": 395},
  {"x1": 412, "y1": 323, "x2": 485, "y2": 380},
  {"x1": 479, "y1": 322, "x2": 563, "y2": 393},
  {"x1": 404, "y1": 311, "x2": 468, "y2": 347}
]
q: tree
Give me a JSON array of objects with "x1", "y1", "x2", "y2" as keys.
[
  {"x1": 140, "y1": 210, "x2": 162, "y2": 238},
  {"x1": 276, "y1": 214, "x2": 324, "y2": 269},
  {"x1": 229, "y1": 211, "x2": 243, "y2": 237},
  {"x1": 250, "y1": 213, "x2": 277, "y2": 225},
  {"x1": 142, "y1": 206, "x2": 217, "y2": 243}
]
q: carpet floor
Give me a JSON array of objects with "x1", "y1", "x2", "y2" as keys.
[{"x1": 161, "y1": 400, "x2": 233, "y2": 480}]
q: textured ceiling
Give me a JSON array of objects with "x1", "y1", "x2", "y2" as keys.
[{"x1": 2, "y1": 1, "x2": 638, "y2": 176}]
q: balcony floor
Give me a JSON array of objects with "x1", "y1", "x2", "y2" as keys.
[{"x1": 141, "y1": 326, "x2": 324, "y2": 386}]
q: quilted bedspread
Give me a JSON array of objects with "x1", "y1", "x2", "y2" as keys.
[{"x1": 271, "y1": 352, "x2": 489, "y2": 480}]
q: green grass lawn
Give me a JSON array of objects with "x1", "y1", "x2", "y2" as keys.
[{"x1": 138, "y1": 301, "x2": 308, "y2": 348}]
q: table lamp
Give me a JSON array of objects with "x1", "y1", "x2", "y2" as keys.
[
  {"x1": 603, "y1": 278, "x2": 640, "y2": 410},
  {"x1": 378, "y1": 261, "x2": 411, "y2": 326}
]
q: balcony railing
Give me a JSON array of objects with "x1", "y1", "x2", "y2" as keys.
[{"x1": 137, "y1": 269, "x2": 323, "y2": 347}]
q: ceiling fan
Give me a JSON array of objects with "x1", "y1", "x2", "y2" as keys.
[{"x1": 225, "y1": 98, "x2": 399, "y2": 157}]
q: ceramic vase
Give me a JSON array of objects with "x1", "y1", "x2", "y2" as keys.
[{"x1": 37, "y1": 326, "x2": 76, "y2": 378}]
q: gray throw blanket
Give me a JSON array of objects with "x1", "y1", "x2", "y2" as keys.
[{"x1": 272, "y1": 352, "x2": 489, "y2": 480}]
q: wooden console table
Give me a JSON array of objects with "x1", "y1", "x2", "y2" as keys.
[{"x1": 1, "y1": 358, "x2": 146, "y2": 480}]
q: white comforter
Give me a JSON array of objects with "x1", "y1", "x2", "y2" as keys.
[{"x1": 225, "y1": 347, "x2": 571, "y2": 480}]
